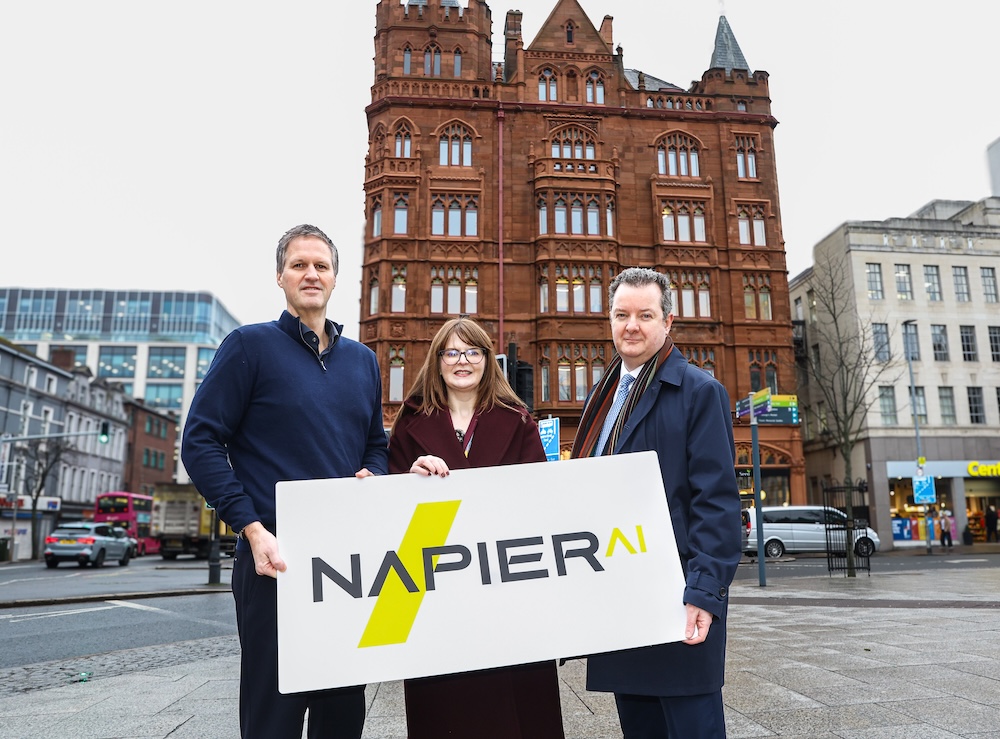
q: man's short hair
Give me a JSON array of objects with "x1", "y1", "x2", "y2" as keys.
[
  {"x1": 609, "y1": 267, "x2": 672, "y2": 316},
  {"x1": 276, "y1": 224, "x2": 339, "y2": 276}
]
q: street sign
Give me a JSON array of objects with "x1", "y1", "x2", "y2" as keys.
[
  {"x1": 537, "y1": 417, "x2": 560, "y2": 462},
  {"x1": 769, "y1": 394, "x2": 798, "y2": 408},
  {"x1": 755, "y1": 406, "x2": 800, "y2": 425},
  {"x1": 913, "y1": 475, "x2": 937, "y2": 504},
  {"x1": 737, "y1": 389, "x2": 778, "y2": 419}
]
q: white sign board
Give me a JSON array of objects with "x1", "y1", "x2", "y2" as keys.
[{"x1": 275, "y1": 451, "x2": 686, "y2": 693}]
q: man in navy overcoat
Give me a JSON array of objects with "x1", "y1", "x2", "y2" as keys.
[{"x1": 572, "y1": 267, "x2": 741, "y2": 738}]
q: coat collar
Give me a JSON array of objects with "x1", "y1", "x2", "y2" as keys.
[{"x1": 614, "y1": 349, "x2": 688, "y2": 450}]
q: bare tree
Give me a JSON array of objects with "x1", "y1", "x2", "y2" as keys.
[
  {"x1": 19, "y1": 438, "x2": 74, "y2": 560},
  {"x1": 799, "y1": 254, "x2": 903, "y2": 575}
]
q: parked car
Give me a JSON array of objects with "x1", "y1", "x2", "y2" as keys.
[
  {"x1": 743, "y1": 505, "x2": 880, "y2": 559},
  {"x1": 43, "y1": 522, "x2": 132, "y2": 568}
]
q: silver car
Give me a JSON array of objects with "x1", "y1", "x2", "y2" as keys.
[
  {"x1": 43, "y1": 522, "x2": 132, "y2": 568},
  {"x1": 744, "y1": 505, "x2": 880, "y2": 559}
]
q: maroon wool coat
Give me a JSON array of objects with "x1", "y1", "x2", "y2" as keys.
[{"x1": 388, "y1": 399, "x2": 546, "y2": 473}]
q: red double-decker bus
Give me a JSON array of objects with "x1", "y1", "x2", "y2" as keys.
[{"x1": 93, "y1": 492, "x2": 160, "y2": 556}]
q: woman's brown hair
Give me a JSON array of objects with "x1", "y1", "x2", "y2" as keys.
[{"x1": 391, "y1": 317, "x2": 526, "y2": 432}]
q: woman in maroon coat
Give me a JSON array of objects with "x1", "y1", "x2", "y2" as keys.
[{"x1": 389, "y1": 317, "x2": 565, "y2": 739}]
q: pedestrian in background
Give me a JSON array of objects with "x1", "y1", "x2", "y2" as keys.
[
  {"x1": 388, "y1": 316, "x2": 564, "y2": 739},
  {"x1": 987, "y1": 505, "x2": 998, "y2": 543},
  {"x1": 571, "y1": 267, "x2": 741, "y2": 738},
  {"x1": 182, "y1": 224, "x2": 388, "y2": 739},
  {"x1": 939, "y1": 510, "x2": 953, "y2": 549}
]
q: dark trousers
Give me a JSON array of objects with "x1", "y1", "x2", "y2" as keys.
[
  {"x1": 233, "y1": 554, "x2": 366, "y2": 739},
  {"x1": 615, "y1": 690, "x2": 726, "y2": 738},
  {"x1": 940, "y1": 527, "x2": 953, "y2": 547}
]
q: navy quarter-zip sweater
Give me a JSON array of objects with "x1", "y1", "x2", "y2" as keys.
[{"x1": 181, "y1": 310, "x2": 388, "y2": 536}]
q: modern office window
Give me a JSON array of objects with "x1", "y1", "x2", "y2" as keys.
[
  {"x1": 990, "y1": 326, "x2": 1000, "y2": 362},
  {"x1": 98, "y1": 346, "x2": 138, "y2": 379},
  {"x1": 147, "y1": 347, "x2": 186, "y2": 379},
  {"x1": 968, "y1": 386, "x2": 986, "y2": 424},
  {"x1": 866, "y1": 263, "x2": 884, "y2": 300},
  {"x1": 144, "y1": 384, "x2": 183, "y2": 410},
  {"x1": 895, "y1": 264, "x2": 912, "y2": 300},
  {"x1": 902, "y1": 322, "x2": 920, "y2": 361},
  {"x1": 909, "y1": 386, "x2": 928, "y2": 425},
  {"x1": 873, "y1": 323, "x2": 890, "y2": 362},
  {"x1": 878, "y1": 386, "x2": 897, "y2": 425},
  {"x1": 939, "y1": 387, "x2": 957, "y2": 425},
  {"x1": 952, "y1": 266, "x2": 970, "y2": 302},
  {"x1": 195, "y1": 348, "x2": 216, "y2": 380},
  {"x1": 930, "y1": 325, "x2": 949, "y2": 361},
  {"x1": 982, "y1": 267, "x2": 999, "y2": 303},
  {"x1": 959, "y1": 325, "x2": 978, "y2": 361},
  {"x1": 923, "y1": 265, "x2": 942, "y2": 301}
]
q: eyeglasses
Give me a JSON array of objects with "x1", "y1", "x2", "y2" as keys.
[{"x1": 439, "y1": 348, "x2": 486, "y2": 365}]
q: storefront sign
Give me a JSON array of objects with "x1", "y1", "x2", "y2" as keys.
[
  {"x1": 274, "y1": 452, "x2": 686, "y2": 694},
  {"x1": 968, "y1": 461, "x2": 1000, "y2": 477}
]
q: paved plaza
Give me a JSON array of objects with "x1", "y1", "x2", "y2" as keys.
[{"x1": 2, "y1": 554, "x2": 1000, "y2": 738}]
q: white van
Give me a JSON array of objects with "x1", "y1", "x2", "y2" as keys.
[{"x1": 743, "y1": 505, "x2": 880, "y2": 558}]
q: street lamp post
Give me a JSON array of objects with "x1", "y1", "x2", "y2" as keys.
[{"x1": 902, "y1": 319, "x2": 931, "y2": 555}]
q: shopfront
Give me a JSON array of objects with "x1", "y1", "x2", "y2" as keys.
[{"x1": 886, "y1": 459, "x2": 1000, "y2": 543}]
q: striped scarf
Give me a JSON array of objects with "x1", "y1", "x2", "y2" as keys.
[{"x1": 571, "y1": 337, "x2": 675, "y2": 458}]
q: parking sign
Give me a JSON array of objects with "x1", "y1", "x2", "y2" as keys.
[
  {"x1": 537, "y1": 417, "x2": 560, "y2": 461},
  {"x1": 913, "y1": 475, "x2": 936, "y2": 504}
]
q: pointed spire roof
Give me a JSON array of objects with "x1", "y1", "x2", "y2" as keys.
[{"x1": 710, "y1": 16, "x2": 749, "y2": 73}]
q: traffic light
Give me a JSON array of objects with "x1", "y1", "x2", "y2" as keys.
[
  {"x1": 98, "y1": 421, "x2": 110, "y2": 444},
  {"x1": 515, "y1": 361, "x2": 534, "y2": 413}
]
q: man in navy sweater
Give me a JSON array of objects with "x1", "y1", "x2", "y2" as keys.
[{"x1": 182, "y1": 224, "x2": 388, "y2": 739}]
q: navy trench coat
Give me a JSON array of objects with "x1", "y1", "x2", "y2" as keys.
[{"x1": 586, "y1": 348, "x2": 742, "y2": 697}]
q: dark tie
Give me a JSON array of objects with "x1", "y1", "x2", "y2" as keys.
[{"x1": 596, "y1": 373, "x2": 636, "y2": 454}]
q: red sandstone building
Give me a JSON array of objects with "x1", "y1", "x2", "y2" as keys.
[{"x1": 360, "y1": 0, "x2": 804, "y2": 505}]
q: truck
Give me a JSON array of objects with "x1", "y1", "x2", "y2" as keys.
[{"x1": 152, "y1": 484, "x2": 235, "y2": 559}]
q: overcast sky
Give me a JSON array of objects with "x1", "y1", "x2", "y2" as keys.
[{"x1": 3, "y1": 1, "x2": 997, "y2": 339}]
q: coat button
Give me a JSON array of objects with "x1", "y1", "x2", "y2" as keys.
[{"x1": 719, "y1": 586, "x2": 728, "y2": 597}]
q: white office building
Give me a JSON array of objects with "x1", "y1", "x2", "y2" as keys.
[{"x1": 790, "y1": 198, "x2": 1000, "y2": 548}]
